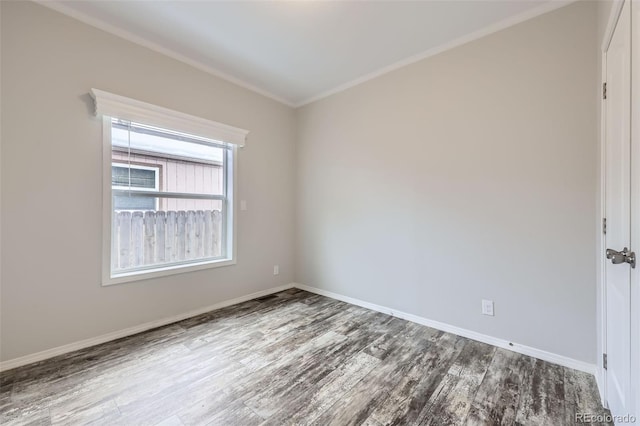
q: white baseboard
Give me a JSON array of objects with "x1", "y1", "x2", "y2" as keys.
[
  {"x1": 1, "y1": 282, "x2": 597, "y2": 377},
  {"x1": 293, "y1": 283, "x2": 597, "y2": 375},
  {"x1": 0, "y1": 283, "x2": 294, "y2": 372}
]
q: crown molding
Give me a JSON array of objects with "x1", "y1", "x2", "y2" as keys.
[
  {"x1": 35, "y1": 0, "x2": 576, "y2": 109},
  {"x1": 34, "y1": 1, "x2": 296, "y2": 108},
  {"x1": 294, "y1": 0, "x2": 577, "y2": 108}
]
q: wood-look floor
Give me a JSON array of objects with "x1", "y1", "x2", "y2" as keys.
[{"x1": 0, "y1": 289, "x2": 610, "y2": 426}]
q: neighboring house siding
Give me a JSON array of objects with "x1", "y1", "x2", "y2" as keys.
[{"x1": 112, "y1": 151, "x2": 223, "y2": 211}]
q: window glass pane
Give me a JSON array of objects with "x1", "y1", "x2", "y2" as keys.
[
  {"x1": 112, "y1": 166, "x2": 156, "y2": 189},
  {"x1": 111, "y1": 121, "x2": 226, "y2": 196},
  {"x1": 112, "y1": 198, "x2": 224, "y2": 274},
  {"x1": 110, "y1": 118, "x2": 231, "y2": 276},
  {"x1": 113, "y1": 195, "x2": 156, "y2": 211}
]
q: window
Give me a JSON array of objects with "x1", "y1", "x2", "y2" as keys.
[
  {"x1": 112, "y1": 163, "x2": 160, "y2": 211},
  {"x1": 92, "y1": 89, "x2": 248, "y2": 285},
  {"x1": 109, "y1": 119, "x2": 232, "y2": 281}
]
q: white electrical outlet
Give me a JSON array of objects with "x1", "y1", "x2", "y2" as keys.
[
  {"x1": 273, "y1": 265, "x2": 279, "y2": 275},
  {"x1": 482, "y1": 300, "x2": 494, "y2": 316},
  {"x1": 240, "y1": 200, "x2": 247, "y2": 211}
]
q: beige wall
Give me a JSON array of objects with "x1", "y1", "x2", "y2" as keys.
[
  {"x1": 0, "y1": 1, "x2": 296, "y2": 361},
  {"x1": 1, "y1": 0, "x2": 604, "y2": 366},
  {"x1": 295, "y1": 1, "x2": 598, "y2": 363}
]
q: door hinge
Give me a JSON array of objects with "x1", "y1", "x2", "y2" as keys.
[
  {"x1": 603, "y1": 353, "x2": 607, "y2": 370},
  {"x1": 603, "y1": 82, "x2": 607, "y2": 100},
  {"x1": 603, "y1": 217, "x2": 607, "y2": 234}
]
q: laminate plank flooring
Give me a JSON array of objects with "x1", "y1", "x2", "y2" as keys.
[{"x1": 0, "y1": 289, "x2": 611, "y2": 425}]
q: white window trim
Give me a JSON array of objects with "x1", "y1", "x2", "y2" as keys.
[
  {"x1": 94, "y1": 89, "x2": 246, "y2": 286},
  {"x1": 91, "y1": 89, "x2": 249, "y2": 147}
]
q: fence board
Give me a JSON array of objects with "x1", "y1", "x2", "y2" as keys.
[
  {"x1": 213, "y1": 210, "x2": 221, "y2": 257},
  {"x1": 196, "y1": 210, "x2": 204, "y2": 259},
  {"x1": 176, "y1": 211, "x2": 187, "y2": 261},
  {"x1": 118, "y1": 212, "x2": 131, "y2": 270},
  {"x1": 156, "y1": 211, "x2": 166, "y2": 263},
  {"x1": 186, "y1": 211, "x2": 196, "y2": 259},
  {"x1": 131, "y1": 212, "x2": 144, "y2": 267},
  {"x1": 144, "y1": 211, "x2": 155, "y2": 265},
  {"x1": 204, "y1": 211, "x2": 213, "y2": 257},
  {"x1": 166, "y1": 211, "x2": 176, "y2": 262}
]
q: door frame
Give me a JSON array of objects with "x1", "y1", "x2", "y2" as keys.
[
  {"x1": 599, "y1": 0, "x2": 639, "y2": 419},
  {"x1": 631, "y1": 0, "x2": 640, "y2": 420}
]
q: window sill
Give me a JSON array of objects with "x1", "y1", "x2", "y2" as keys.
[{"x1": 102, "y1": 258, "x2": 236, "y2": 286}]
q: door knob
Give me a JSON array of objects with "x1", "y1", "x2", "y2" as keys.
[{"x1": 606, "y1": 247, "x2": 636, "y2": 268}]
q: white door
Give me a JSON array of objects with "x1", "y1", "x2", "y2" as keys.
[{"x1": 604, "y1": 0, "x2": 633, "y2": 419}]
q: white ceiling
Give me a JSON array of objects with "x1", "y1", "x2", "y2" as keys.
[{"x1": 43, "y1": 1, "x2": 570, "y2": 107}]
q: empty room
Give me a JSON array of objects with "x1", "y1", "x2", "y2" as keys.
[{"x1": 1, "y1": 0, "x2": 638, "y2": 425}]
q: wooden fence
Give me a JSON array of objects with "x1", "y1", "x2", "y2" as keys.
[{"x1": 113, "y1": 210, "x2": 222, "y2": 271}]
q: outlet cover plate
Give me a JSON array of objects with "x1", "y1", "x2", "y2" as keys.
[{"x1": 482, "y1": 300, "x2": 494, "y2": 316}]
